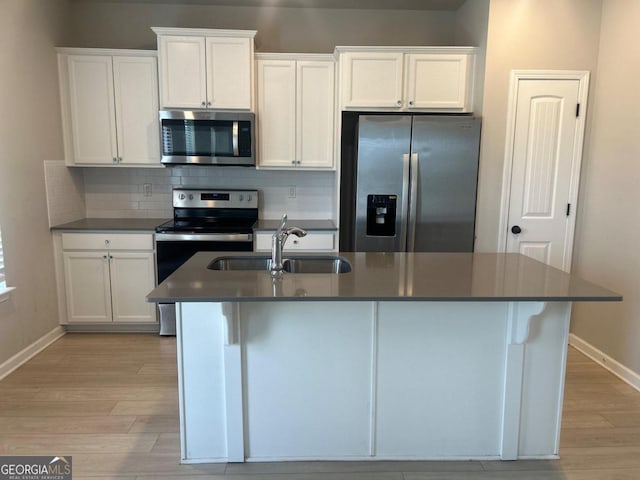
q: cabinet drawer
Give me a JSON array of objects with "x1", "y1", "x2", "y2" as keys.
[
  {"x1": 255, "y1": 232, "x2": 336, "y2": 252},
  {"x1": 62, "y1": 233, "x2": 154, "y2": 251}
]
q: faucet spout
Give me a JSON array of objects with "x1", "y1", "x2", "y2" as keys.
[{"x1": 271, "y1": 214, "x2": 307, "y2": 276}]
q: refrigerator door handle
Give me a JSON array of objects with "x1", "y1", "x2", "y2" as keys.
[
  {"x1": 401, "y1": 153, "x2": 410, "y2": 249},
  {"x1": 408, "y1": 152, "x2": 419, "y2": 251}
]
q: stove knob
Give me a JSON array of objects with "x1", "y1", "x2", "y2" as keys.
[
  {"x1": 239, "y1": 194, "x2": 244, "y2": 201},
  {"x1": 189, "y1": 194, "x2": 194, "y2": 200},
  {"x1": 248, "y1": 194, "x2": 252, "y2": 202},
  {"x1": 178, "y1": 193, "x2": 186, "y2": 200}
]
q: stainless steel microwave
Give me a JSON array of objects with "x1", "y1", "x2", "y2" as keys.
[{"x1": 159, "y1": 110, "x2": 255, "y2": 166}]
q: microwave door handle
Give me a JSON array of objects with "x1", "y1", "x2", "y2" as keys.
[{"x1": 232, "y1": 121, "x2": 239, "y2": 156}]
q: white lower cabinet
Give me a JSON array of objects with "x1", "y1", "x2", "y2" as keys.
[
  {"x1": 254, "y1": 231, "x2": 336, "y2": 252},
  {"x1": 61, "y1": 233, "x2": 156, "y2": 324}
]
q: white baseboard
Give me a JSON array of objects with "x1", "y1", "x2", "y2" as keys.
[
  {"x1": 0, "y1": 326, "x2": 66, "y2": 381},
  {"x1": 569, "y1": 333, "x2": 640, "y2": 392}
]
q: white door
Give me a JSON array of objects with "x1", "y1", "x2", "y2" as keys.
[
  {"x1": 109, "y1": 252, "x2": 157, "y2": 323},
  {"x1": 504, "y1": 73, "x2": 589, "y2": 271},
  {"x1": 112, "y1": 56, "x2": 160, "y2": 165}
]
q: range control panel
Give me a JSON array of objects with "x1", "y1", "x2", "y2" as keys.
[{"x1": 173, "y1": 188, "x2": 259, "y2": 209}]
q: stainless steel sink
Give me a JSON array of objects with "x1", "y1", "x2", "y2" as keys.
[
  {"x1": 207, "y1": 255, "x2": 352, "y2": 274},
  {"x1": 208, "y1": 256, "x2": 272, "y2": 271},
  {"x1": 283, "y1": 256, "x2": 352, "y2": 274}
]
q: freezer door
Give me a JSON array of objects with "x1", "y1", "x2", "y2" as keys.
[
  {"x1": 409, "y1": 116, "x2": 481, "y2": 252},
  {"x1": 355, "y1": 115, "x2": 412, "y2": 252}
]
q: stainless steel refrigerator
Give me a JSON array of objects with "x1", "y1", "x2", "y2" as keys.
[{"x1": 340, "y1": 114, "x2": 481, "y2": 252}]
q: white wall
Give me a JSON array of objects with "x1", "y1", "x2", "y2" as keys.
[
  {"x1": 570, "y1": 0, "x2": 640, "y2": 374},
  {"x1": 0, "y1": 0, "x2": 70, "y2": 364}
]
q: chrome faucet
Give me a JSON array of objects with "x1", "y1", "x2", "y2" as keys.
[{"x1": 271, "y1": 214, "x2": 307, "y2": 276}]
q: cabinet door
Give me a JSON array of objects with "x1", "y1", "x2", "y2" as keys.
[
  {"x1": 158, "y1": 35, "x2": 207, "y2": 108},
  {"x1": 257, "y1": 60, "x2": 296, "y2": 168},
  {"x1": 109, "y1": 252, "x2": 157, "y2": 324},
  {"x1": 63, "y1": 252, "x2": 112, "y2": 323},
  {"x1": 67, "y1": 55, "x2": 118, "y2": 164},
  {"x1": 206, "y1": 36, "x2": 252, "y2": 109},
  {"x1": 296, "y1": 61, "x2": 335, "y2": 169},
  {"x1": 406, "y1": 53, "x2": 471, "y2": 111},
  {"x1": 113, "y1": 56, "x2": 160, "y2": 165},
  {"x1": 341, "y1": 52, "x2": 404, "y2": 109}
]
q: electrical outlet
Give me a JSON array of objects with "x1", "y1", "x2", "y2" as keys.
[
  {"x1": 288, "y1": 186, "x2": 296, "y2": 198},
  {"x1": 143, "y1": 183, "x2": 152, "y2": 197}
]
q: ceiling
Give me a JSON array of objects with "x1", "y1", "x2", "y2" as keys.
[{"x1": 70, "y1": 0, "x2": 467, "y2": 11}]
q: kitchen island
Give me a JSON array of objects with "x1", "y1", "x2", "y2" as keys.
[{"x1": 147, "y1": 252, "x2": 620, "y2": 464}]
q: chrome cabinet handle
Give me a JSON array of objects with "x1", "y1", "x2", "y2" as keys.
[
  {"x1": 397, "y1": 100, "x2": 402, "y2": 106},
  {"x1": 207, "y1": 101, "x2": 212, "y2": 107},
  {"x1": 112, "y1": 157, "x2": 117, "y2": 164},
  {"x1": 201, "y1": 101, "x2": 206, "y2": 107},
  {"x1": 409, "y1": 100, "x2": 414, "y2": 106}
]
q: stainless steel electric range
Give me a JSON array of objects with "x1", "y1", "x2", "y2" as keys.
[{"x1": 155, "y1": 187, "x2": 258, "y2": 335}]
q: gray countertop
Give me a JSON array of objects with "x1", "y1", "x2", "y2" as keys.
[
  {"x1": 253, "y1": 219, "x2": 336, "y2": 231},
  {"x1": 147, "y1": 251, "x2": 622, "y2": 303},
  {"x1": 51, "y1": 218, "x2": 336, "y2": 233},
  {"x1": 51, "y1": 218, "x2": 169, "y2": 232}
]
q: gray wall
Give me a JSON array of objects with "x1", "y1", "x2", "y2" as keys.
[
  {"x1": 571, "y1": 0, "x2": 640, "y2": 374},
  {"x1": 0, "y1": 0, "x2": 70, "y2": 366},
  {"x1": 474, "y1": 0, "x2": 603, "y2": 252},
  {"x1": 67, "y1": 2, "x2": 458, "y2": 51}
]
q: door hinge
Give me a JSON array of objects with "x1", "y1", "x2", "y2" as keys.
[
  {"x1": 566, "y1": 203, "x2": 571, "y2": 216},
  {"x1": 576, "y1": 103, "x2": 580, "y2": 117}
]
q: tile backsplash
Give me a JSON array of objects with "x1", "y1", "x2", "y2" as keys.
[
  {"x1": 82, "y1": 166, "x2": 336, "y2": 220},
  {"x1": 44, "y1": 161, "x2": 86, "y2": 227}
]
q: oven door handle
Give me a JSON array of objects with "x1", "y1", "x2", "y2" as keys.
[{"x1": 155, "y1": 233, "x2": 253, "y2": 242}]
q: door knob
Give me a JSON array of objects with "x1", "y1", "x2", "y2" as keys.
[{"x1": 511, "y1": 225, "x2": 522, "y2": 234}]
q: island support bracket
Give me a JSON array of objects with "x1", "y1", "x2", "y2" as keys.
[{"x1": 500, "y1": 301, "x2": 547, "y2": 460}]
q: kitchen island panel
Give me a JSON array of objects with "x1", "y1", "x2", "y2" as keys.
[
  {"x1": 177, "y1": 302, "x2": 228, "y2": 462},
  {"x1": 242, "y1": 302, "x2": 374, "y2": 460},
  {"x1": 375, "y1": 302, "x2": 507, "y2": 458}
]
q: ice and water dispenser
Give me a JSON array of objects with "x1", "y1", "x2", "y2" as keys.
[{"x1": 366, "y1": 195, "x2": 397, "y2": 237}]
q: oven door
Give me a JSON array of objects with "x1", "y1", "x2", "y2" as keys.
[
  {"x1": 156, "y1": 233, "x2": 253, "y2": 283},
  {"x1": 155, "y1": 233, "x2": 253, "y2": 336}
]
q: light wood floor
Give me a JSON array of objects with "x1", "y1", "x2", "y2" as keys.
[{"x1": 1, "y1": 334, "x2": 640, "y2": 479}]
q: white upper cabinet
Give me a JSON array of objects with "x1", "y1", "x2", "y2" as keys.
[
  {"x1": 405, "y1": 53, "x2": 471, "y2": 110},
  {"x1": 58, "y1": 49, "x2": 160, "y2": 166},
  {"x1": 157, "y1": 35, "x2": 207, "y2": 109},
  {"x1": 339, "y1": 51, "x2": 404, "y2": 109},
  {"x1": 257, "y1": 54, "x2": 335, "y2": 170},
  {"x1": 153, "y1": 28, "x2": 256, "y2": 110},
  {"x1": 337, "y1": 47, "x2": 476, "y2": 112}
]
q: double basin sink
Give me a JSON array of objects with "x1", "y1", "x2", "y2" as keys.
[{"x1": 208, "y1": 255, "x2": 352, "y2": 274}]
